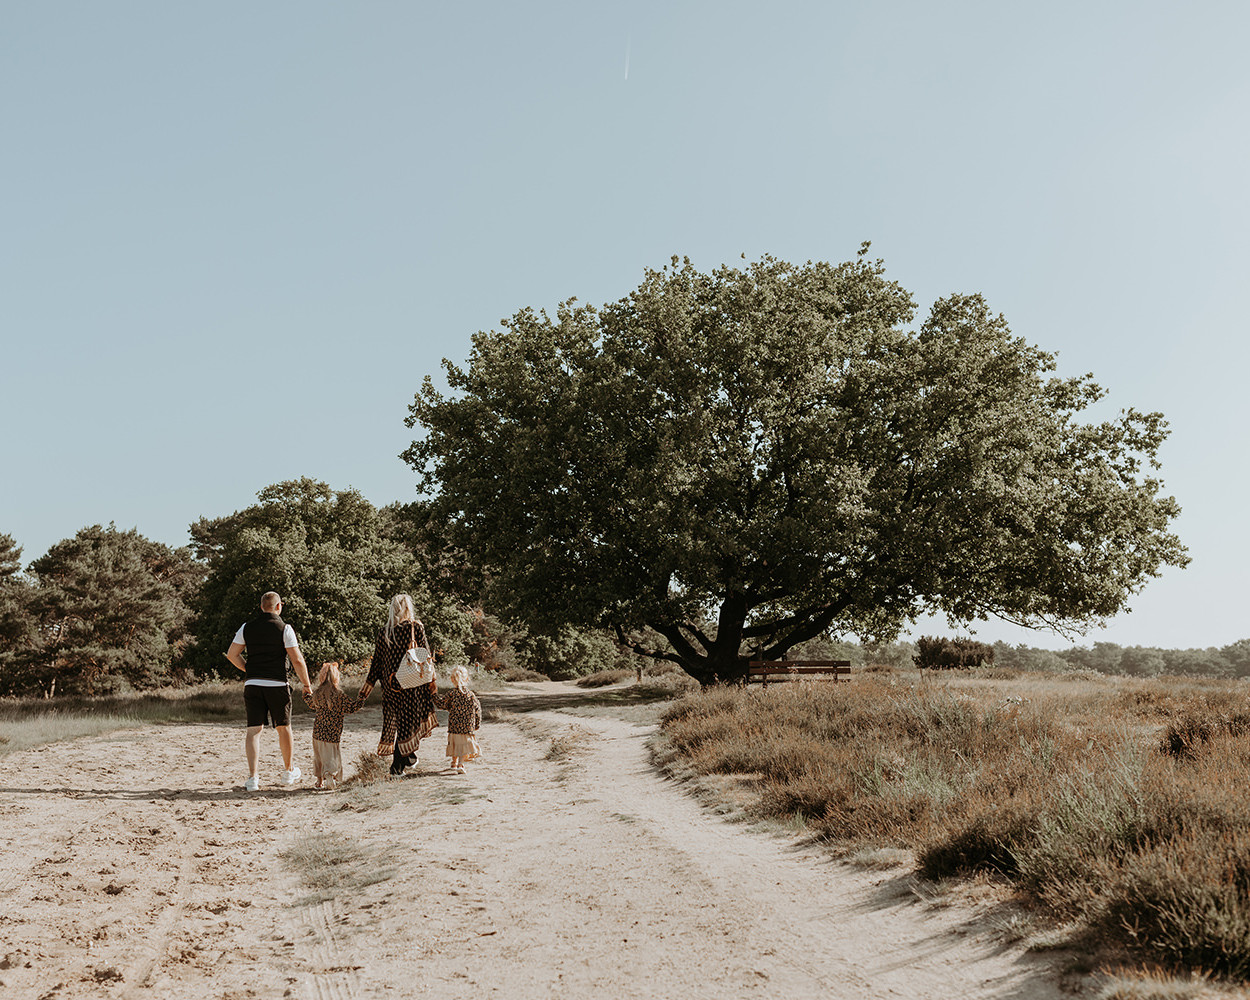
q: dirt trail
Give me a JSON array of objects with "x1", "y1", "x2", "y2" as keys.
[{"x1": 0, "y1": 682, "x2": 1080, "y2": 1000}]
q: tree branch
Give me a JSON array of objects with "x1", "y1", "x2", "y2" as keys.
[
  {"x1": 741, "y1": 601, "x2": 833, "y2": 638},
  {"x1": 676, "y1": 621, "x2": 712, "y2": 653},
  {"x1": 757, "y1": 596, "x2": 853, "y2": 657},
  {"x1": 612, "y1": 624, "x2": 688, "y2": 667}
]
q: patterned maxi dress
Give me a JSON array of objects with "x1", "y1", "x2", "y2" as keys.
[{"x1": 366, "y1": 619, "x2": 439, "y2": 770}]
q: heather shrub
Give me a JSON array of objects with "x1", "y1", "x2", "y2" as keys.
[
  {"x1": 1093, "y1": 824, "x2": 1250, "y2": 979},
  {"x1": 1011, "y1": 747, "x2": 1148, "y2": 910},
  {"x1": 916, "y1": 800, "x2": 1038, "y2": 879},
  {"x1": 660, "y1": 673, "x2": 1250, "y2": 980},
  {"x1": 1158, "y1": 709, "x2": 1250, "y2": 759}
]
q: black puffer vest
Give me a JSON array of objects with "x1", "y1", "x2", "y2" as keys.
[{"x1": 242, "y1": 611, "x2": 289, "y2": 683}]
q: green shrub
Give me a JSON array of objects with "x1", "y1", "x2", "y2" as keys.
[
  {"x1": 516, "y1": 626, "x2": 618, "y2": 679},
  {"x1": 913, "y1": 635, "x2": 995, "y2": 670},
  {"x1": 498, "y1": 665, "x2": 547, "y2": 683}
]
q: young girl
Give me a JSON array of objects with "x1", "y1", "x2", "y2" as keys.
[
  {"x1": 439, "y1": 665, "x2": 482, "y2": 774},
  {"x1": 304, "y1": 661, "x2": 367, "y2": 789}
]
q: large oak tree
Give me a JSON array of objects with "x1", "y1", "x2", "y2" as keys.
[{"x1": 404, "y1": 251, "x2": 1188, "y2": 684}]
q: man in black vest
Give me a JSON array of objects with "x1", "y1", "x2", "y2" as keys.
[{"x1": 224, "y1": 591, "x2": 314, "y2": 791}]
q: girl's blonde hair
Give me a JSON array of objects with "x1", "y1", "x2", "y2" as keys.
[
  {"x1": 449, "y1": 665, "x2": 470, "y2": 691},
  {"x1": 311, "y1": 661, "x2": 342, "y2": 711},
  {"x1": 385, "y1": 593, "x2": 420, "y2": 645}
]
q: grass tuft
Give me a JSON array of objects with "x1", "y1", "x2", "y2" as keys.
[
  {"x1": 347, "y1": 748, "x2": 391, "y2": 786},
  {"x1": 279, "y1": 831, "x2": 399, "y2": 904},
  {"x1": 1095, "y1": 968, "x2": 1210, "y2": 1000},
  {"x1": 576, "y1": 669, "x2": 635, "y2": 688},
  {"x1": 544, "y1": 726, "x2": 596, "y2": 762}
]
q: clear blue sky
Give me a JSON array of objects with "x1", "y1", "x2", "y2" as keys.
[{"x1": 3, "y1": 2, "x2": 1247, "y2": 651}]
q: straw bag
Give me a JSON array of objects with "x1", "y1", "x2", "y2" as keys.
[{"x1": 395, "y1": 630, "x2": 434, "y2": 688}]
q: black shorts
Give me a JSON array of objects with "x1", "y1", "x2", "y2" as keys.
[{"x1": 244, "y1": 684, "x2": 292, "y2": 728}]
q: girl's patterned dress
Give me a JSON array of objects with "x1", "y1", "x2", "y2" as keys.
[
  {"x1": 302, "y1": 687, "x2": 366, "y2": 784},
  {"x1": 439, "y1": 687, "x2": 482, "y2": 761},
  {"x1": 366, "y1": 619, "x2": 439, "y2": 772}
]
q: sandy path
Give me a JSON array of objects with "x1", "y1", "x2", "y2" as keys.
[{"x1": 0, "y1": 682, "x2": 1080, "y2": 1000}]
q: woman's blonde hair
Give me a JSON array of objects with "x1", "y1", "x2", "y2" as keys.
[
  {"x1": 385, "y1": 593, "x2": 418, "y2": 644},
  {"x1": 449, "y1": 664, "x2": 470, "y2": 691}
]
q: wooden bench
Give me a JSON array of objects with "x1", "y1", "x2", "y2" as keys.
[{"x1": 745, "y1": 659, "x2": 851, "y2": 685}]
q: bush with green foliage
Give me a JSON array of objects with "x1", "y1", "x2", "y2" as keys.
[
  {"x1": 515, "y1": 626, "x2": 620, "y2": 679},
  {"x1": 912, "y1": 635, "x2": 995, "y2": 670}
]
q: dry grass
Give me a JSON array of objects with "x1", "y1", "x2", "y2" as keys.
[
  {"x1": 346, "y1": 748, "x2": 391, "y2": 786},
  {"x1": 0, "y1": 682, "x2": 255, "y2": 754},
  {"x1": 497, "y1": 666, "x2": 548, "y2": 682},
  {"x1": 1095, "y1": 968, "x2": 1214, "y2": 1000},
  {"x1": 279, "y1": 830, "x2": 399, "y2": 904},
  {"x1": 658, "y1": 672, "x2": 1250, "y2": 982},
  {"x1": 543, "y1": 725, "x2": 597, "y2": 762},
  {"x1": 0, "y1": 713, "x2": 146, "y2": 754},
  {"x1": 576, "y1": 668, "x2": 635, "y2": 688}
]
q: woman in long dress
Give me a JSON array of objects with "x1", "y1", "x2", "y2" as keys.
[{"x1": 359, "y1": 594, "x2": 439, "y2": 775}]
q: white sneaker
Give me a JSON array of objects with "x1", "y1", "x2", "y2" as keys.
[
  {"x1": 244, "y1": 775, "x2": 260, "y2": 792},
  {"x1": 281, "y1": 767, "x2": 301, "y2": 786}
]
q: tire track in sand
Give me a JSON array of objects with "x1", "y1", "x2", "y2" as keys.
[{"x1": 299, "y1": 898, "x2": 364, "y2": 1000}]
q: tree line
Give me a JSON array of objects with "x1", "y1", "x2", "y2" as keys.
[
  {"x1": 1, "y1": 473, "x2": 1240, "y2": 698},
  {"x1": 0, "y1": 478, "x2": 642, "y2": 698},
  {"x1": 756, "y1": 634, "x2": 1250, "y2": 680}
]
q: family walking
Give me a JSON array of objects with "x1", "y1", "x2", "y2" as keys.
[{"x1": 225, "y1": 591, "x2": 481, "y2": 791}]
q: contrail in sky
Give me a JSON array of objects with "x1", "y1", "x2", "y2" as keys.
[{"x1": 625, "y1": 33, "x2": 631, "y2": 81}]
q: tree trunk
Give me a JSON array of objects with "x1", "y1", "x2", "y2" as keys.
[
  {"x1": 704, "y1": 592, "x2": 750, "y2": 684},
  {"x1": 642, "y1": 593, "x2": 755, "y2": 685}
]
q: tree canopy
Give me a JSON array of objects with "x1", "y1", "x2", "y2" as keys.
[
  {"x1": 188, "y1": 478, "x2": 472, "y2": 671},
  {"x1": 405, "y1": 251, "x2": 1188, "y2": 684},
  {"x1": 0, "y1": 533, "x2": 39, "y2": 691},
  {"x1": 0, "y1": 525, "x2": 202, "y2": 696}
]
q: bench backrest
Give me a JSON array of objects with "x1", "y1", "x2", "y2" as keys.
[{"x1": 745, "y1": 659, "x2": 851, "y2": 684}]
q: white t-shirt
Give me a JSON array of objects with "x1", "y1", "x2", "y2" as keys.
[{"x1": 234, "y1": 623, "x2": 299, "y2": 687}]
